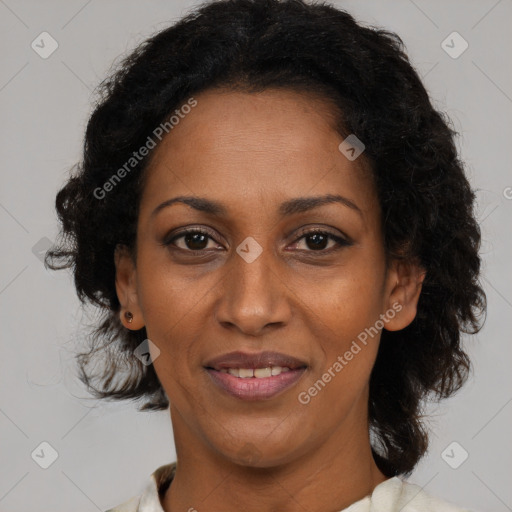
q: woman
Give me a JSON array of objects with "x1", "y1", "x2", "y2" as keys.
[{"x1": 46, "y1": 0, "x2": 486, "y2": 510}]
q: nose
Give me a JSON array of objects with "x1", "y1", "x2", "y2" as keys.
[{"x1": 214, "y1": 241, "x2": 292, "y2": 337}]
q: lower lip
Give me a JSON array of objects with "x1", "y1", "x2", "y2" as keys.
[{"x1": 205, "y1": 368, "x2": 307, "y2": 401}]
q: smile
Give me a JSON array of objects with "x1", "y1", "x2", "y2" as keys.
[
  {"x1": 206, "y1": 367, "x2": 307, "y2": 401},
  {"x1": 218, "y1": 366, "x2": 292, "y2": 378}
]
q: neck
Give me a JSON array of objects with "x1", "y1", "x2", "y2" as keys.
[{"x1": 162, "y1": 406, "x2": 388, "y2": 512}]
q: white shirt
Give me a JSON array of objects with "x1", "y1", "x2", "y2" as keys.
[{"x1": 104, "y1": 462, "x2": 470, "y2": 512}]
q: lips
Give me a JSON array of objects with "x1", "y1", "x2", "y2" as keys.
[
  {"x1": 204, "y1": 350, "x2": 308, "y2": 371},
  {"x1": 206, "y1": 366, "x2": 307, "y2": 401}
]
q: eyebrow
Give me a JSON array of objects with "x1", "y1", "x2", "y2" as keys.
[{"x1": 150, "y1": 193, "x2": 362, "y2": 219}]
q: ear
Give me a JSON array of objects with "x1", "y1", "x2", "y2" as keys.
[
  {"x1": 383, "y1": 259, "x2": 426, "y2": 331},
  {"x1": 114, "y1": 244, "x2": 145, "y2": 330}
]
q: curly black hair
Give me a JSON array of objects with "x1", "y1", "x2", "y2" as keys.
[{"x1": 45, "y1": 0, "x2": 486, "y2": 477}]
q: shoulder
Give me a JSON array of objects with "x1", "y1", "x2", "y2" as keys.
[
  {"x1": 394, "y1": 478, "x2": 472, "y2": 512},
  {"x1": 104, "y1": 495, "x2": 140, "y2": 512},
  {"x1": 103, "y1": 462, "x2": 176, "y2": 512}
]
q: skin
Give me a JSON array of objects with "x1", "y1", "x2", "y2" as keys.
[{"x1": 115, "y1": 88, "x2": 425, "y2": 512}]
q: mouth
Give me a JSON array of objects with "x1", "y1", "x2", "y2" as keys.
[
  {"x1": 205, "y1": 367, "x2": 307, "y2": 401},
  {"x1": 204, "y1": 351, "x2": 308, "y2": 401}
]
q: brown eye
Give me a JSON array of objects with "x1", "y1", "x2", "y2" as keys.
[
  {"x1": 292, "y1": 228, "x2": 352, "y2": 253},
  {"x1": 163, "y1": 228, "x2": 220, "y2": 252},
  {"x1": 302, "y1": 232, "x2": 331, "y2": 250},
  {"x1": 178, "y1": 232, "x2": 210, "y2": 250}
]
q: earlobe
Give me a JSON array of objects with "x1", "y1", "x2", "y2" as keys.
[
  {"x1": 114, "y1": 244, "x2": 145, "y2": 330},
  {"x1": 384, "y1": 260, "x2": 426, "y2": 332}
]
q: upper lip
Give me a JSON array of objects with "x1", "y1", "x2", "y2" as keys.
[{"x1": 204, "y1": 351, "x2": 308, "y2": 370}]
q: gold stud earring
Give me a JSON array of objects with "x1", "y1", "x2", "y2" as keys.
[{"x1": 124, "y1": 311, "x2": 134, "y2": 323}]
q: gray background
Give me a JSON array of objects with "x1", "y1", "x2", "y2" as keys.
[{"x1": 0, "y1": 0, "x2": 511, "y2": 511}]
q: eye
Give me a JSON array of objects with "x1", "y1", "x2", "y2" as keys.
[
  {"x1": 290, "y1": 227, "x2": 352, "y2": 253},
  {"x1": 162, "y1": 227, "x2": 221, "y2": 253},
  {"x1": 161, "y1": 226, "x2": 352, "y2": 255}
]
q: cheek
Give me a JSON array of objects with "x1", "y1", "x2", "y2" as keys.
[
  {"x1": 298, "y1": 260, "x2": 386, "y2": 339},
  {"x1": 136, "y1": 248, "x2": 206, "y2": 335},
  {"x1": 294, "y1": 257, "x2": 385, "y2": 387},
  {"x1": 135, "y1": 261, "x2": 204, "y2": 382}
]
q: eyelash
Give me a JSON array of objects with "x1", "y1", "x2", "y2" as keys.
[{"x1": 162, "y1": 226, "x2": 352, "y2": 255}]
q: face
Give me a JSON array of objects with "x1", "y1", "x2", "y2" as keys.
[{"x1": 115, "y1": 88, "x2": 423, "y2": 468}]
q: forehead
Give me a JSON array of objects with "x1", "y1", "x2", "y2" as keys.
[{"x1": 139, "y1": 87, "x2": 376, "y2": 221}]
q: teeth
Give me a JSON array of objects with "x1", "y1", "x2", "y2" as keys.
[
  {"x1": 254, "y1": 367, "x2": 272, "y2": 378},
  {"x1": 219, "y1": 366, "x2": 293, "y2": 378}
]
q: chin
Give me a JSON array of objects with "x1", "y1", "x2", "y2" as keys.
[{"x1": 216, "y1": 436, "x2": 302, "y2": 469}]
